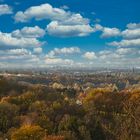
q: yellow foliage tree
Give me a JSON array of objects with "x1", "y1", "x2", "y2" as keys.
[{"x1": 11, "y1": 125, "x2": 44, "y2": 140}]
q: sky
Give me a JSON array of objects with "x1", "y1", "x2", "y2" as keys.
[{"x1": 0, "y1": 0, "x2": 140, "y2": 69}]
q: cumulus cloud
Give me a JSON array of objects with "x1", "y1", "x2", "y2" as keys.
[
  {"x1": 122, "y1": 29, "x2": 140, "y2": 39},
  {"x1": 127, "y1": 23, "x2": 140, "y2": 29},
  {"x1": 122, "y1": 23, "x2": 140, "y2": 39},
  {"x1": 93, "y1": 24, "x2": 121, "y2": 38},
  {"x1": 97, "y1": 23, "x2": 140, "y2": 39},
  {"x1": 108, "y1": 39, "x2": 140, "y2": 48},
  {"x1": 47, "y1": 47, "x2": 81, "y2": 57},
  {"x1": 83, "y1": 52, "x2": 97, "y2": 60},
  {"x1": 97, "y1": 47, "x2": 140, "y2": 68},
  {"x1": 7, "y1": 48, "x2": 30, "y2": 55},
  {"x1": 45, "y1": 57, "x2": 73, "y2": 65},
  {"x1": 53, "y1": 47, "x2": 80, "y2": 54},
  {"x1": 14, "y1": 3, "x2": 70, "y2": 22},
  {"x1": 59, "y1": 13, "x2": 89, "y2": 25},
  {"x1": 101, "y1": 27, "x2": 121, "y2": 38},
  {"x1": 0, "y1": 31, "x2": 42, "y2": 48},
  {"x1": 14, "y1": 3, "x2": 89, "y2": 25},
  {"x1": 0, "y1": 4, "x2": 13, "y2": 15},
  {"x1": 99, "y1": 48, "x2": 135, "y2": 59},
  {"x1": 93, "y1": 24, "x2": 103, "y2": 31},
  {"x1": 0, "y1": 54, "x2": 39, "y2": 63},
  {"x1": 14, "y1": 3, "x2": 93, "y2": 37},
  {"x1": 116, "y1": 48, "x2": 134, "y2": 55},
  {"x1": 98, "y1": 47, "x2": 139, "y2": 64},
  {"x1": 0, "y1": 47, "x2": 44, "y2": 69},
  {"x1": 0, "y1": 26, "x2": 45, "y2": 68},
  {"x1": 107, "y1": 23, "x2": 140, "y2": 48},
  {"x1": 45, "y1": 47, "x2": 81, "y2": 66},
  {"x1": 0, "y1": 48, "x2": 31, "y2": 55},
  {"x1": 1, "y1": 3, "x2": 140, "y2": 68},
  {"x1": 47, "y1": 21, "x2": 93, "y2": 37},
  {"x1": 0, "y1": 49, "x2": 38, "y2": 62},
  {"x1": 33, "y1": 47, "x2": 42, "y2": 54},
  {"x1": 12, "y1": 26, "x2": 45, "y2": 38},
  {"x1": 99, "y1": 50, "x2": 111, "y2": 55},
  {"x1": 100, "y1": 53, "x2": 121, "y2": 60},
  {"x1": 98, "y1": 50, "x2": 120, "y2": 60},
  {"x1": 94, "y1": 23, "x2": 140, "y2": 40}
]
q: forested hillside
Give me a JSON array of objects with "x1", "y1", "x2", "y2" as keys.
[{"x1": 0, "y1": 76, "x2": 140, "y2": 140}]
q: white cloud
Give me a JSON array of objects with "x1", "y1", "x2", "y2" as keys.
[
  {"x1": 122, "y1": 27, "x2": 140, "y2": 39},
  {"x1": 97, "y1": 47, "x2": 139, "y2": 66},
  {"x1": 12, "y1": 26, "x2": 45, "y2": 38},
  {"x1": 99, "y1": 50, "x2": 111, "y2": 55},
  {"x1": 0, "y1": 48, "x2": 31, "y2": 55},
  {"x1": 107, "y1": 23, "x2": 140, "y2": 48},
  {"x1": 98, "y1": 50, "x2": 122, "y2": 60},
  {"x1": 0, "y1": 49, "x2": 38, "y2": 62},
  {"x1": 45, "y1": 57, "x2": 73, "y2": 65},
  {"x1": 97, "y1": 23, "x2": 140, "y2": 39},
  {"x1": 14, "y1": 3, "x2": 89, "y2": 25},
  {"x1": 53, "y1": 47, "x2": 80, "y2": 54},
  {"x1": 33, "y1": 47, "x2": 42, "y2": 54},
  {"x1": 116, "y1": 48, "x2": 134, "y2": 55},
  {"x1": 1, "y1": 3, "x2": 140, "y2": 68},
  {"x1": 14, "y1": 3, "x2": 93, "y2": 37},
  {"x1": 108, "y1": 38, "x2": 140, "y2": 48},
  {"x1": 83, "y1": 52, "x2": 97, "y2": 60},
  {"x1": 93, "y1": 24, "x2": 121, "y2": 38},
  {"x1": 0, "y1": 47, "x2": 44, "y2": 69},
  {"x1": 0, "y1": 31, "x2": 42, "y2": 48},
  {"x1": 14, "y1": 3, "x2": 67, "y2": 22},
  {"x1": 100, "y1": 53, "x2": 121, "y2": 60},
  {"x1": 0, "y1": 4, "x2": 13, "y2": 15},
  {"x1": 127, "y1": 23, "x2": 140, "y2": 29},
  {"x1": 101, "y1": 27, "x2": 121, "y2": 38},
  {"x1": 47, "y1": 21, "x2": 93, "y2": 37},
  {"x1": 44, "y1": 47, "x2": 81, "y2": 67},
  {"x1": 0, "y1": 54, "x2": 39, "y2": 63},
  {"x1": 93, "y1": 24, "x2": 103, "y2": 31},
  {"x1": 47, "y1": 47, "x2": 81, "y2": 57},
  {"x1": 59, "y1": 13, "x2": 89, "y2": 25},
  {"x1": 6, "y1": 48, "x2": 30, "y2": 55}
]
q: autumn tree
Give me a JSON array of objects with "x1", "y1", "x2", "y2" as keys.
[
  {"x1": 0, "y1": 101, "x2": 19, "y2": 133},
  {"x1": 11, "y1": 125, "x2": 44, "y2": 140}
]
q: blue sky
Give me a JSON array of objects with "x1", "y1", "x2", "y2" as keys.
[{"x1": 0, "y1": 0, "x2": 140, "y2": 69}]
